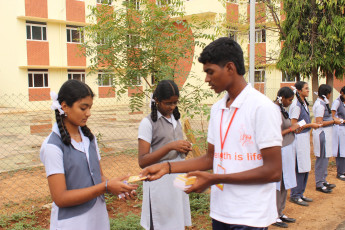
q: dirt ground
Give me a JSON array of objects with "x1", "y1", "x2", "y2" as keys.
[{"x1": 1, "y1": 154, "x2": 345, "y2": 230}]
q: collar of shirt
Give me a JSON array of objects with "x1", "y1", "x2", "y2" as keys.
[
  {"x1": 157, "y1": 111, "x2": 177, "y2": 129},
  {"x1": 52, "y1": 123, "x2": 90, "y2": 155},
  {"x1": 218, "y1": 84, "x2": 251, "y2": 110}
]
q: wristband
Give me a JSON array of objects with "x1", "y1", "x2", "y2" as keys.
[
  {"x1": 167, "y1": 162, "x2": 172, "y2": 174},
  {"x1": 105, "y1": 179, "x2": 109, "y2": 193},
  {"x1": 289, "y1": 127, "x2": 292, "y2": 132}
]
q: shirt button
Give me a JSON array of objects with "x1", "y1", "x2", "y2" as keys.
[{"x1": 91, "y1": 172, "x2": 94, "y2": 176}]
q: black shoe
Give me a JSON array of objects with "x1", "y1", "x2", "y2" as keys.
[
  {"x1": 280, "y1": 215, "x2": 296, "y2": 223},
  {"x1": 336, "y1": 174, "x2": 345, "y2": 181},
  {"x1": 323, "y1": 182, "x2": 336, "y2": 189},
  {"x1": 273, "y1": 221, "x2": 288, "y2": 228},
  {"x1": 289, "y1": 197, "x2": 309, "y2": 206},
  {"x1": 301, "y1": 196, "x2": 313, "y2": 202},
  {"x1": 316, "y1": 186, "x2": 332, "y2": 193}
]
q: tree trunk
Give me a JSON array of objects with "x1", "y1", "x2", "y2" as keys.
[
  {"x1": 326, "y1": 71, "x2": 334, "y2": 102},
  {"x1": 312, "y1": 67, "x2": 318, "y2": 102}
]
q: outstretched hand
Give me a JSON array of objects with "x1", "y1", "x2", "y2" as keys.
[
  {"x1": 141, "y1": 162, "x2": 169, "y2": 181},
  {"x1": 185, "y1": 171, "x2": 213, "y2": 194},
  {"x1": 107, "y1": 175, "x2": 138, "y2": 199}
]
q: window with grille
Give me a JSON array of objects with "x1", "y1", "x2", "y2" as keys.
[
  {"x1": 28, "y1": 70, "x2": 49, "y2": 88},
  {"x1": 282, "y1": 71, "x2": 296, "y2": 82},
  {"x1": 97, "y1": 0, "x2": 112, "y2": 5},
  {"x1": 254, "y1": 68, "x2": 265, "y2": 82},
  {"x1": 26, "y1": 21, "x2": 47, "y2": 41},
  {"x1": 68, "y1": 70, "x2": 85, "y2": 83},
  {"x1": 157, "y1": 0, "x2": 173, "y2": 6},
  {"x1": 98, "y1": 72, "x2": 114, "y2": 86},
  {"x1": 67, "y1": 26, "x2": 84, "y2": 43},
  {"x1": 249, "y1": 28, "x2": 266, "y2": 43}
]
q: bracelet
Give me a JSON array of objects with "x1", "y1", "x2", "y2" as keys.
[
  {"x1": 167, "y1": 162, "x2": 172, "y2": 174},
  {"x1": 105, "y1": 180, "x2": 109, "y2": 193},
  {"x1": 289, "y1": 127, "x2": 292, "y2": 132}
]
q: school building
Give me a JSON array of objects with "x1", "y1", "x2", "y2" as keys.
[{"x1": 0, "y1": 0, "x2": 344, "y2": 110}]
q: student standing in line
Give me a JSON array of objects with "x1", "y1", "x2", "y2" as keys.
[
  {"x1": 331, "y1": 86, "x2": 345, "y2": 181},
  {"x1": 40, "y1": 80, "x2": 137, "y2": 230},
  {"x1": 137, "y1": 79, "x2": 192, "y2": 230},
  {"x1": 313, "y1": 84, "x2": 342, "y2": 193},
  {"x1": 289, "y1": 81, "x2": 320, "y2": 206},
  {"x1": 273, "y1": 87, "x2": 299, "y2": 228},
  {"x1": 142, "y1": 37, "x2": 283, "y2": 230}
]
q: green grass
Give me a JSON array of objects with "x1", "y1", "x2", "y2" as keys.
[
  {"x1": 0, "y1": 211, "x2": 45, "y2": 230},
  {"x1": 110, "y1": 212, "x2": 143, "y2": 230},
  {"x1": 189, "y1": 192, "x2": 210, "y2": 216}
]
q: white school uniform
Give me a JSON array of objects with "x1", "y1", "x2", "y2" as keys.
[
  {"x1": 138, "y1": 112, "x2": 191, "y2": 230},
  {"x1": 40, "y1": 123, "x2": 110, "y2": 230},
  {"x1": 312, "y1": 98, "x2": 333, "y2": 157},
  {"x1": 208, "y1": 85, "x2": 282, "y2": 227},
  {"x1": 289, "y1": 99, "x2": 311, "y2": 172},
  {"x1": 332, "y1": 99, "x2": 345, "y2": 157}
]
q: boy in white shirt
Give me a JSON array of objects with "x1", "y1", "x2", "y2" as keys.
[{"x1": 141, "y1": 37, "x2": 282, "y2": 229}]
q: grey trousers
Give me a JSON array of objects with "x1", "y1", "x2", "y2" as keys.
[
  {"x1": 336, "y1": 145, "x2": 345, "y2": 176},
  {"x1": 315, "y1": 131, "x2": 329, "y2": 188},
  {"x1": 336, "y1": 156, "x2": 345, "y2": 176},
  {"x1": 276, "y1": 175, "x2": 287, "y2": 217}
]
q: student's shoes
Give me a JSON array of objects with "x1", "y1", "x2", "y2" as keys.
[
  {"x1": 289, "y1": 197, "x2": 309, "y2": 206},
  {"x1": 280, "y1": 214, "x2": 296, "y2": 223},
  {"x1": 323, "y1": 182, "x2": 336, "y2": 189},
  {"x1": 301, "y1": 196, "x2": 313, "y2": 202},
  {"x1": 316, "y1": 186, "x2": 332, "y2": 193},
  {"x1": 336, "y1": 174, "x2": 345, "y2": 181},
  {"x1": 273, "y1": 218, "x2": 288, "y2": 228}
]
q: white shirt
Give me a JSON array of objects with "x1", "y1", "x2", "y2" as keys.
[
  {"x1": 208, "y1": 84, "x2": 282, "y2": 227},
  {"x1": 40, "y1": 123, "x2": 110, "y2": 230},
  {"x1": 289, "y1": 99, "x2": 309, "y2": 120},
  {"x1": 331, "y1": 98, "x2": 342, "y2": 117},
  {"x1": 313, "y1": 98, "x2": 326, "y2": 118}
]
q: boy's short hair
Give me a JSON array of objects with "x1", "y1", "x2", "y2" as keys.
[{"x1": 198, "y1": 37, "x2": 245, "y2": 75}]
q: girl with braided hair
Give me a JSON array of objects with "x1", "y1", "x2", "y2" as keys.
[
  {"x1": 312, "y1": 84, "x2": 342, "y2": 193},
  {"x1": 289, "y1": 81, "x2": 320, "y2": 206},
  {"x1": 272, "y1": 87, "x2": 300, "y2": 228},
  {"x1": 40, "y1": 80, "x2": 137, "y2": 230},
  {"x1": 138, "y1": 79, "x2": 192, "y2": 230},
  {"x1": 332, "y1": 86, "x2": 345, "y2": 181}
]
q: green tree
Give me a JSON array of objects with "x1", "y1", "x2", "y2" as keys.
[
  {"x1": 276, "y1": 0, "x2": 345, "y2": 101},
  {"x1": 82, "y1": 0, "x2": 215, "y2": 111}
]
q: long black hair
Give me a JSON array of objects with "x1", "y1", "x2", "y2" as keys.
[
  {"x1": 318, "y1": 84, "x2": 332, "y2": 113},
  {"x1": 151, "y1": 80, "x2": 180, "y2": 122},
  {"x1": 56, "y1": 80, "x2": 95, "y2": 145},
  {"x1": 295, "y1": 81, "x2": 309, "y2": 106},
  {"x1": 276, "y1": 87, "x2": 294, "y2": 119}
]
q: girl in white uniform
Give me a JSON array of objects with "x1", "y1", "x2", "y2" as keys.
[
  {"x1": 273, "y1": 87, "x2": 299, "y2": 228},
  {"x1": 331, "y1": 86, "x2": 345, "y2": 181},
  {"x1": 138, "y1": 80, "x2": 192, "y2": 230},
  {"x1": 40, "y1": 80, "x2": 137, "y2": 230},
  {"x1": 289, "y1": 81, "x2": 320, "y2": 206},
  {"x1": 312, "y1": 84, "x2": 342, "y2": 193}
]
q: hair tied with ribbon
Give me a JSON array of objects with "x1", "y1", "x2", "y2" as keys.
[
  {"x1": 322, "y1": 95, "x2": 330, "y2": 104},
  {"x1": 50, "y1": 91, "x2": 65, "y2": 115},
  {"x1": 277, "y1": 96, "x2": 282, "y2": 104},
  {"x1": 290, "y1": 86, "x2": 297, "y2": 94}
]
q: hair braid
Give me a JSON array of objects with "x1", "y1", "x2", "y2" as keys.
[
  {"x1": 81, "y1": 125, "x2": 94, "y2": 142},
  {"x1": 55, "y1": 110, "x2": 71, "y2": 145},
  {"x1": 151, "y1": 101, "x2": 158, "y2": 122},
  {"x1": 172, "y1": 106, "x2": 181, "y2": 121}
]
